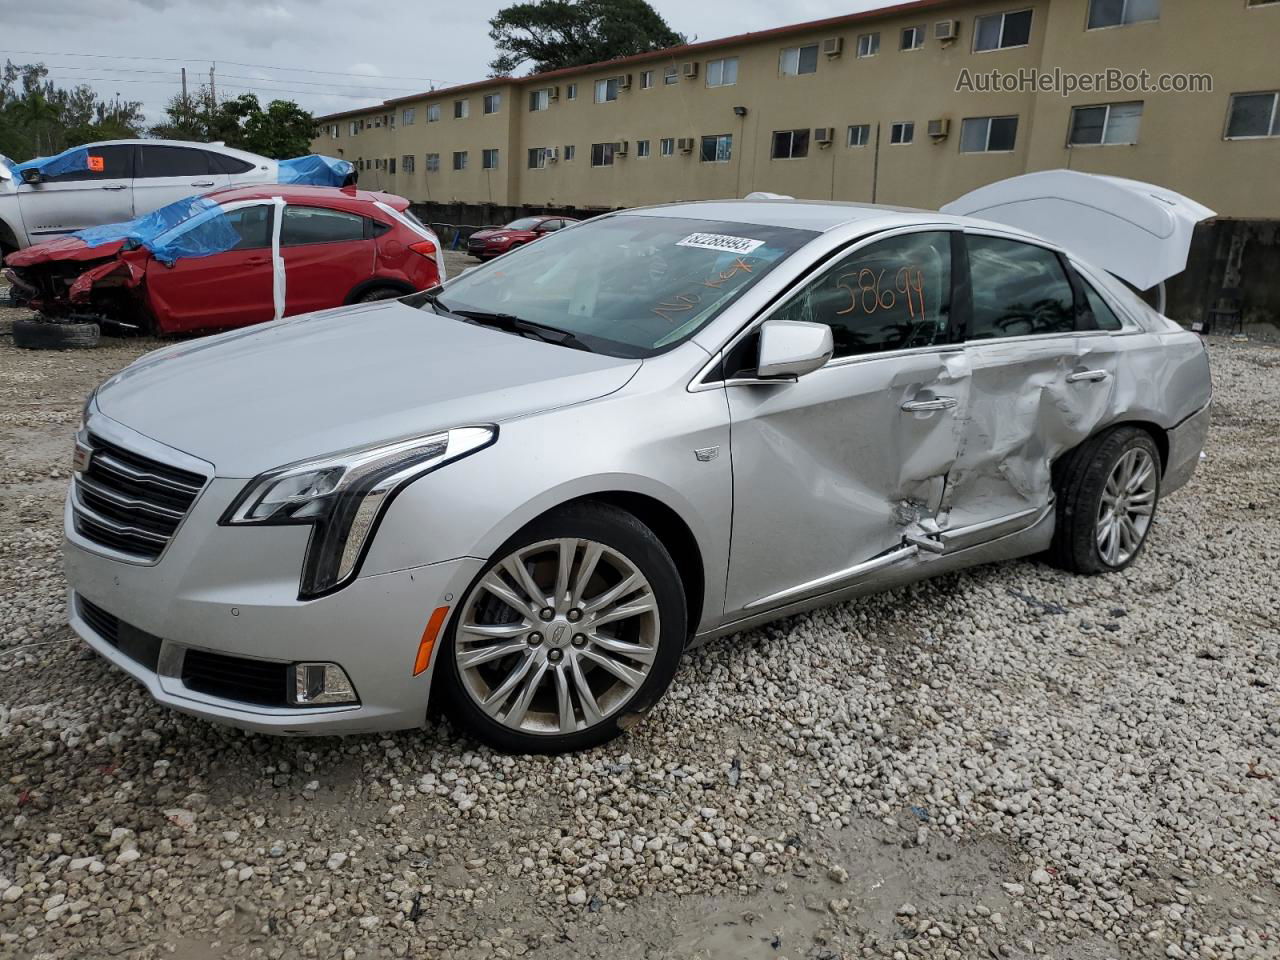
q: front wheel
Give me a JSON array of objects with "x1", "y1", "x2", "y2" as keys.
[
  {"x1": 439, "y1": 503, "x2": 687, "y2": 754},
  {"x1": 1047, "y1": 426, "x2": 1162, "y2": 574}
]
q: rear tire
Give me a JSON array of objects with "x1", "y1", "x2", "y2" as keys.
[
  {"x1": 12, "y1": 318, "x2": 100, "y2": 350},
  {"x1": 355, "y1": 286, "x2": 405, "y2": 304},
  {"x1": 439, "y1": 502, "x2": 687, "y2": 754},
  {"x1": 1046, "y1": 426, "x2": 1162, "y2": 574}
]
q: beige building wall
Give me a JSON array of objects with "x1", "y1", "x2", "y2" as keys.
[{"x1": 312, "y1": 0, "x2": 1280, "y2": 219}]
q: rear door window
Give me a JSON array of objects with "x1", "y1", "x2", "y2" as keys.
[
  {"x1": 280, "y1": 206, "x2": 367, "y2": 245},
  {"x1": 771, "y1": 231, "x2": 954, "y2": 358},
  {"x1": 1079, "y1": 276, "x2": 1124, "y2": 331},
  {"x1": 965, "y1": 234, "x2": 1076, "y2": 339},
  {"x1": 136, "y1": 145, "x2": 213, "y2": 178},
  {"x1": 40, "y1": 144, "x2": 133, "y2": 182},
  {"x1": 208, "y1": 152, "x2": 256, "y2": 174}
]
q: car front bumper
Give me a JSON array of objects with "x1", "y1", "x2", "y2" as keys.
[{"x1": 63, "y1": 483, "x2": 483, "y2": 735}]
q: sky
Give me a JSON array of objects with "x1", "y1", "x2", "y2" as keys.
[{"x1": 0, "y1": 0, "x2": 890, "y2": 126}]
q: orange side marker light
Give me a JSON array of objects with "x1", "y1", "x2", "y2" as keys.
[{"x1": 413, "y1": 606, "x2": 450, "y2": 676}]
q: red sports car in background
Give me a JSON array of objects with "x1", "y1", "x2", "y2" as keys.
[
  {"x1": 3, "y1": 185, "x2": 443, "y2": 336},
  {"x1": 466, "y1": 215, "x2": 577, "y2": 260}
]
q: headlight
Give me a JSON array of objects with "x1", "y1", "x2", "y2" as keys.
[
  {"x1": 221, "y1": 426, "x2": 496, "y2": 598},
  {"x1": 80, "y1": 387, "x2": 98, "y2": 430}
]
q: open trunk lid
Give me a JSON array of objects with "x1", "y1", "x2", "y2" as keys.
[{"x1": 942, "y1": 170, "x2": 1216, "y2": 291}]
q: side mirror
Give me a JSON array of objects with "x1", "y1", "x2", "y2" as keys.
[
  {"x1": 21, "y1": 168, "x2": 42, "y2": 185},
  {"x1": 756, "y1": 319, "x2": 833, "y2": 380}
]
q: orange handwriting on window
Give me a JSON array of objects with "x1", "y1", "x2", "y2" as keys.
[
  {"x1": 653, "y1": 292, "x2": 702, "y2": 324},
  {"x1": 86, "y1": 155, "x2": 105, "y2": 172},
  {"x1": 833, "y1": 264, "x2": 927, "y2": 317}
]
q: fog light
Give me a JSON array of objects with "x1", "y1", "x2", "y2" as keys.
[{"x1": 290, "y1": 662, "x2": 358, "y2": 707}]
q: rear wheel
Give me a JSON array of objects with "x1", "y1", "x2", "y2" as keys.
[
  {"x1": 1047, "y1": 426, "x2": 1161, "y2": 574},
  {"x1": 355, "y1": 286, "x2": 406, "y2": 304},
  {"x1": 439, "y1": 503, "x2": 686, "y2": 754}
]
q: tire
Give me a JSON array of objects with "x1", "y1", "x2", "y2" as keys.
[
  {"x1": 355, "y1": 286, "x2": 405, "y2": 304},
  {"x1": 439, "y1": 502, "x2": 687, "y2": 754},
  {"x1": 1046, "y1": 426, "x2": 1162, "y2": 575},
  {"x1": 12, "y1": 318, "x2": 100, "y2": 350}
]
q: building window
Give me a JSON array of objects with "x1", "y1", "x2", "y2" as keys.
[
  {"x1": 425, "y1": 153, "x2": 440, "y2": 172},
  {"x1": 564, "y1": 145, "x2": 576, "y2": 161},
  {"x1": 960, "y1": 116, "x2": 1020, "y2": 152},
  {"x1": 1068, "y1": 101, "x2": 1143, "y2": 145},
  {"x1": 660, "y1": 137, "x2": 675, "y2": 156},
  {"x1": 847, "y1": 124, "x2": 871, "y2": 147},
  {"x1": 454, "y1": 99, "x2": 469, "y2": 119},
  {"x1": 401, "y1": 154, "x2": 416, "y2": 173},
  {"x1": 635, "y1": 139, "x2": 651, "y2": 157},
  {"x1": 1247, "y1": 0, "x2": 1280, "y2": 6},
  {"x1": 402, "y1": 108, "x2": 415, "y2": 125},
  {"x1": 974, "y1": 10, "x2": 1033, "y2": 50},
  {"x1": 528, "y1": 147, "x2": 547, "y2": 169},
  {"x1": 707, "y1": 57, "x2": 739, "y2": 87},
  {"x1": 566, "y1": 83, "x2": 578, "y2": 100},
  {"x1": 641, "y1": 70, "x2": 654, "y2": 89},
  {"x1": 349, "y1": 120, "x2": 359, "y2": 136},
  {"x1": 1226, "y1": 91, "x2": 1280, "y2": 139},
  {"x1": 890, "y1": 121, "x2": 915, "y2": 144},
  {"x1": 591, "y1": 142, "x2": 616, "y2": 166},
  {"x1": 531, "y1": 89, "x2": 551, "y2": 112},
  {"x1": 771, "y1": 129, "x2": 810, "y2": 159},
  {"x1": 594, "y1": 77, "x2": 620, "y2": 102},
  {"x1": 700, "y1": 133, "x2": 732, "y2": 162},
  {"x1": 484, "y1": 94, "x2": 501, "y2": 114},
  {"x1": 857, "y1": 33, "x2": 880, "y2": 57},
  {"x1": 481, "y1": 149, "x2": 499, "y2": 169},
  {"x1": 388, "y1": 157, "x2": 397, "y2": 174},
  {"x1": 452, "y1": 151, "x2": 468, "y2": 170},
  {"x1": 779, "y1": 44, "x2": 819, "y2": 76},
  {"x1": 664, "y1": 66, "x2": 679, "y2": 85},
  {"x1": 1087, "y1": 0, "x2": 1159, "y2": 28},
  {"x1": 901, "y1": 25, "x2": 925, "y2": 50},
  {"x1": 427, "y1": 104, "x2": 440, "y2": 123}
]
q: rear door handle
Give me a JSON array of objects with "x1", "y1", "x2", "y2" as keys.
[
  {"x1": 1067, "y1": 369, "x2": 1110, "y2": 383},
  {"x1": 901, "y1": 396, "x2": 959, "y2": 413},
  {"x1": 101, "y1": 184, "x2": 127, "y2": 191},
  {"x1": 190, "y1": 180, "x2": 215, "y2": 187}
]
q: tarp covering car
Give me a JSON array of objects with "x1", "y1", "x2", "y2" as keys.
[
  {"x1": 11, "y1": 145, "x2": 96, "y2": 179},
  {"x1": 73, "y1": 195, "x2": 241, "y2": 265},
  {"x1": 277, "y1": 155, "x2": 356, "y2": 187}
]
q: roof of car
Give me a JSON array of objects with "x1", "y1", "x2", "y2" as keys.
[
  {"x1": 76, "y1": 139, "x2": 271, "y2": 163},
  {"x1": 203, "y1": 184, "x2": 410, "y2": 210},
  {"x1": 622, "y1": 198, "x2": 955, "y2": 233}
]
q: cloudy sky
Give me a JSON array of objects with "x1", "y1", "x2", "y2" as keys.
[{"x1": 0, "y1": 0, "x2": 889, "y2": 124}]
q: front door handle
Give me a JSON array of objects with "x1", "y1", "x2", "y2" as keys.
[
  {"x1": 901, "y1": 396, "x2": 958, "y2": 413},
  {"x1": 101, "y1": 184, "x2": 127, "y2": 191},
  {"x1": 190, "y1": 180, "x2": 215, "y2": 187},
  {"x1": 1067, "y1": 369, "x2": 1110, "y2": 384}
]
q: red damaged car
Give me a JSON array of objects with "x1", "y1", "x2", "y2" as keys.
[
  {"x1": 466, "y1": 215, "x2": 577, "y2": 260},
  {"x1": 3, "y1": 185, "x2": 443, "y2": 340}
]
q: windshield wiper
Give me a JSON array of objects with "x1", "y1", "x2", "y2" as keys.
[{"x1": 448, "y1": 307, "x2": 594, "y2": 353}]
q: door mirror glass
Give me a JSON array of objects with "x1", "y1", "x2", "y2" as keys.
[
  {"x1": 21, "y1": 168, "x2": 42, "y2": 185},
  {"x1": 756, "y1": 319, "x2": 833, "y2": 379}
]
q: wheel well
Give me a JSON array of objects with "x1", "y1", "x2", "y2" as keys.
[
  {"x1": 544, "y1": 492, "x2": 705, "y2": 639},
  {"x1": 345, "y1": 277, "x2": 415, "y2": 304},
  {"x1": 1108, "y1": 420, "x2": 1169, "y2": 472},
  {"x1": 0, "y1": 219, "x2": 18, "y2": 260}
]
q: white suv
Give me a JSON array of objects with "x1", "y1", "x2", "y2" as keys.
[{"x1": 0, "y1": 139, "x2": 275, "y2": 256}]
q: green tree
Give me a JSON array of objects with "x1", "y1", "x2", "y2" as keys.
[
  {"x1": 488, "y1": 0, "x2": 687, "y2": 75},
  {"x1": 151, "y1": 89, "x2": 316, "y2": 159},
  {"x1": 0, "y1": 61, "x2": 144, "y2": 160}
]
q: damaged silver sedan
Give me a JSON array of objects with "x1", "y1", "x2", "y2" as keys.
[{"x1": 65, "y1": 172, "x2": 1212, "y2": 754}]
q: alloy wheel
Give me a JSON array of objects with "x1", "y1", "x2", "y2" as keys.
[
  {"x1": 455, "y1": 538, "x2": 661, "y2": 735},
  {"x1": 1096, "y1": 447, "x2": 1157, "y2": 567}
]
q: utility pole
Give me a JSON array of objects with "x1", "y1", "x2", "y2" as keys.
[
  {"x1": 181, "y1": 67, "x2": 188, "y2": 107},
  {"x1": 209, "y1": 64, "x2": 217, "y2": 103}
]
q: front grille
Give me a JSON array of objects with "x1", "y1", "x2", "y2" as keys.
[
  {"x1": 182, "y1": 649, "x2": 290, "y2": 707},
  {"x1": 71, "y1": 433, "x2": 207, "y2": 561},
  {"x1": 76, "y1": 597, "x2": 162, "y2": 671}
]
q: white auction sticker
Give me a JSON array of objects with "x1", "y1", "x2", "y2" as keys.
[{"x1": 676, "y1": 232, "x2": 766, "y2": 255}]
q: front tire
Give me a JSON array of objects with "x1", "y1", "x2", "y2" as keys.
[
  {"x1": 439, "y1": 502, "x2": 687, "y2": 754},
  {"x1": 1047, "y1": 426, "x2": 1161, "y2": 574}
]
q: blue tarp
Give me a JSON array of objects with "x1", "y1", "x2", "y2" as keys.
[
  {"x1": 73, "y1": 195, "x2": 241, "y2": 266},
  {"x1": 13, "y1": 146, "x2": 94, "y2": 179},
  {"x1": 278, "y1": 155, "x2": 355, "y2": 187}
]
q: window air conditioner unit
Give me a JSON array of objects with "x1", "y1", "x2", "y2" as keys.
[
  {"x1": 549, "y1": 86, "x2": 560, "y2": 100},
  {"x1": 677, "y1": 137, "x2": 695, "y2": 153},
  {"x1": 935, "y1": 20, "x2": 959, "y2": 41},
  {"x1": 614, "y1": 140, "x2": 629, "y2": 156},
  {"x1": 928, "y1": 118, "x2": 951, "y2": 138},
  {"x1": 546, "y1": 146, "x2": 559, "y2": 161},
  {"x1": 814, "y1": 127, "x2": 834, "y2": 144},
  {"x1": 681, "y1": 61, "x2": 699, "y2": 78},
  {"x1": 618, "y1": 74, "x2": 632, "y2": 90},
  {"x1": 822, "y1": 37, "x2": 843, "y2": 57}
]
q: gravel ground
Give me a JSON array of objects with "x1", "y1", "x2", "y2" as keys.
[{"x1": 0, "y1": 275, "x2": 1277, "y2": 960}]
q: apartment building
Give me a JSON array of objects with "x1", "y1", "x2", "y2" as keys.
[{"x1": 312, "y1": 0, "x2": 1280, "y2": 220}]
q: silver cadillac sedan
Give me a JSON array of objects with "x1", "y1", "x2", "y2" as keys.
[{"x1": 65, "y1": 172, "x2": 1213, "y2": 754}]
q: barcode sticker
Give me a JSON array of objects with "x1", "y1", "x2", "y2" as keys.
[{"x1": 677, "y1": 232, "x2": 765, "y2": 255}]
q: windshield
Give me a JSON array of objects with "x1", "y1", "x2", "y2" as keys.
[
  {"x1": 504, "y1": 217, "x2": 544, "y2": 230},
  {"x1": 431, "y1": 214, "x2": 817, "y2": 357}
]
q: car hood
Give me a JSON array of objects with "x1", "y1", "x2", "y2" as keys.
[
  {"x1": 94, "y1": 299, "x2": 642, "y2": 477},
  {"x1": 7, "y1": 236, "x2": 126, "y2": 266}
]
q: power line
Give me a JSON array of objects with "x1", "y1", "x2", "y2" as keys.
[
  {"x1": 0, "y1": 49, "x2": 460, "y2": 85},
  {"x1": 33, "y1": 62, "x2": 421, "y2": 94},
  {"x1": 31, "y1": 75, "x2": 391, "y2": 101}
]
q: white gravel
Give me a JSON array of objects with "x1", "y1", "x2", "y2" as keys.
[{"x1": 1, "y1": 291, "x2": 1277, "y2": 959}]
